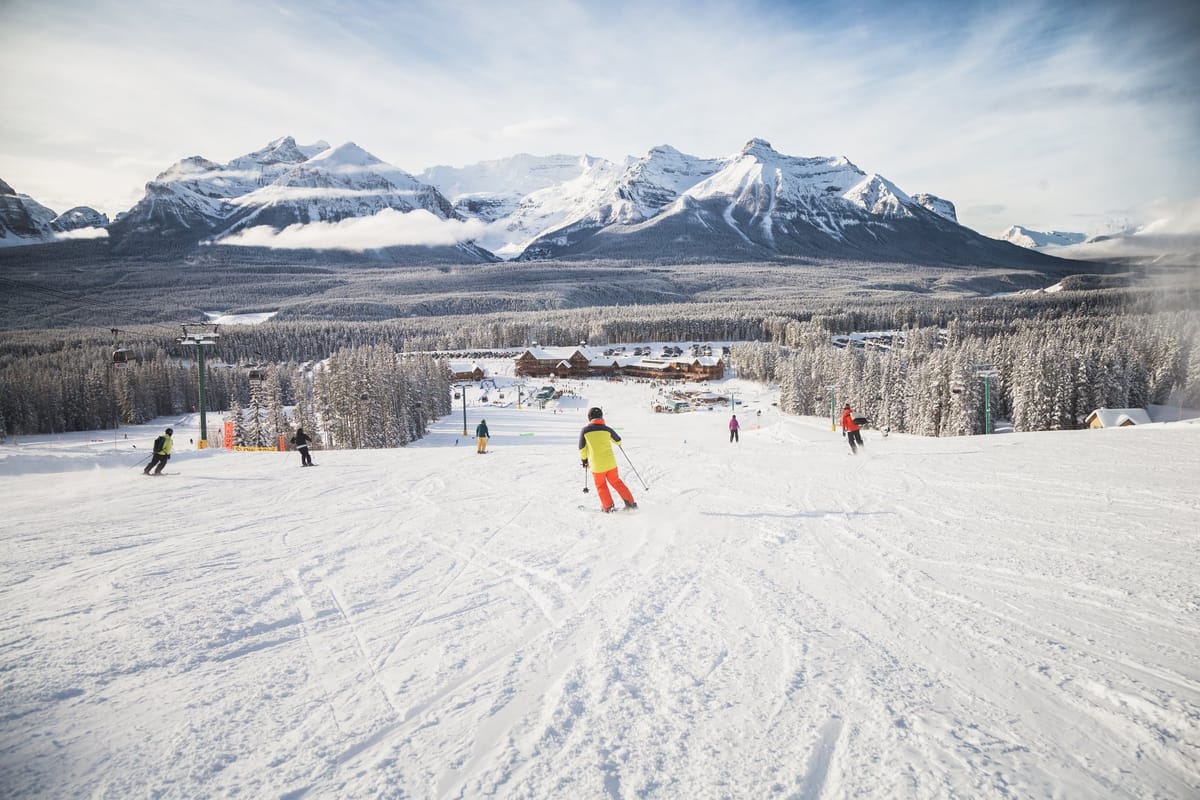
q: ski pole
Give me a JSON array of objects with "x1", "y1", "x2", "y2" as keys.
[
  {"x1": 618, "y1": 445, "x2": 649, "y2": 490},
  {"x1": 582, "y1": 463, "x2": 590, "y2": 493}
]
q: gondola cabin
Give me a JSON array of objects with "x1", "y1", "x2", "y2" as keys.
[
  {"x1": 112, "y1": 348, "x2": 133, "y2": 367},
  {"x1": 247, "y1": 368, "x2": 266, "y2": 387}
]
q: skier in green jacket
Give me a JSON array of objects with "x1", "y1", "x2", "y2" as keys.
[{"x1": 144, "y1": 427, "x2": 173, "y2": 475}]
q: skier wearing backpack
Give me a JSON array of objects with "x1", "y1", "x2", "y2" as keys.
[
  {"x1": 144, "y1": 427, "x2": 173, "y2": 475},
  {"x1": 292, "y1": 427, "x2": 315, "y2": 467},
  {"x1": 841, "y1": 404, "x2": 864, "y2": 454},
  {"x1": 579, "y1": 407, "x2": 637, "y2": 512},
  {"x1": 475, "y1": 419, "x2": 490, "y2": 454}
]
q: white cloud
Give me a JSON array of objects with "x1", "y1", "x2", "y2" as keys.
[
  {"x1": 495, "y1": 117, "x2": 577, "y2": 140},
  {"x1": 215, "y1": 208, "x2": 488, "y2": 251},
  {"x1": 53, "y1": 227, "x2": 109, "y2": 241}
]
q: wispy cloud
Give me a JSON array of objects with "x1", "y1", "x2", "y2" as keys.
[
  {"x1": 215, "y1": 208, "x2": 487, "y2": 250},
  {"x1": 495, "y1": 117, "x2": 577, "y2": 141}
]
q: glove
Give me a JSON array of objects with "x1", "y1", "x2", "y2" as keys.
[{"x1": 581, "y1": 459, "x2": 589, "y2": 469}]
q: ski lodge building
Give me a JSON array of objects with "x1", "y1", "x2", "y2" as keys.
[
  {"x1": 447, "y1": 361, "x2": 488, "y2": 381},
  {"x1": 1085, "y1": 408, "x2": 1152, "y2": 429},
  {"x1": 513, "y1": 346, "x2": 724, "y2": 382}
]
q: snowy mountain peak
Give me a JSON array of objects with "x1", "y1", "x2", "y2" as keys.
[
  {"x1": 50, "y1": 206, "x2": 109, "y2": 232},
  {"x1": 0, "y1": 178, "x2": 16, "y2": 196},
  {"x1": 646, "y1": 144, "x2": 684, "y2": 158},
  {"x1": 306, "y1": 141, "x2": 382, "y2": 170},
  {"x1": 238, "y1": 136, "x2": 329, "y2": 167},
  {"x1": 215, "y1": 141, "x2": 458, "y2": 237},
  {"x1": 740, "y1": 138, "x2": 775, "y2": 157},
  {"x1": 1001, "y1": 225, "x2": 1087, "y2": 249},
  {"x1": 842, "y1": 173, "x2": 914, "y2": 217},
  {"x1": 912, "y1": 193, "x2": 958, "y2": 223},
  {"x1": 156, "y1": 156, "x2": 223, "y2": 184},
  {"x1": 274, "y1": 141, "x2": 427, "y2": 194}
]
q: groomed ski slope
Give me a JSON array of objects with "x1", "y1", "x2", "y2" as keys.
[{"x1": 2, "y1": 375, "x2": 1198, "y2": 799}]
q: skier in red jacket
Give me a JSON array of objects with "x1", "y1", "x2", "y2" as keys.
[{"x1": 841, "y1": 404, "x2": 864, "y2": 454}]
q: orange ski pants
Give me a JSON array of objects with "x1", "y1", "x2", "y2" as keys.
[{"x1": 592, "y1": 467, "x2": 634, "y2": 509}]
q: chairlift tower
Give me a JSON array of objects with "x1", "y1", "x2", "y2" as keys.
[
  {"x1": 455, "y1": 382, "x2": 470, "y2": 435},
  {"x1": 974, "y1": 364, "x2": 1000, "y2": 434},
  {"x1": 827, "y1": 384, "x2": 840, "y2": 431},
  {"x1": 179, "y1": 323, "x2": 220, "y2": 446}
]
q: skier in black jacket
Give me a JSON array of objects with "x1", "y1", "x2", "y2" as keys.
[{"x1": 292, "y1": 427, "x2": 315, "y2": 466}]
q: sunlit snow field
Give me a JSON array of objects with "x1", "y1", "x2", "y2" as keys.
[{"x1": 2, "y1": 374, "x2": 1198, "y2": 798}]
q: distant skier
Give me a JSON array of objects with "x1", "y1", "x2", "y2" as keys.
[
  {"x1": 143, "y1": 427, "x2": 173, "y2": 475},
  {"x1": 292, "y1": 427, "x2": 315, "y2": 467},
  {"x1": 476, "y1": 419, "x2": 490, "y2": 454},
  {"x1": 841, "y1": 403, "x2": 864, "y2": 454},
  {"x1": 729, "y1": 414, "x2": 740, "y2": 443},
  {"x1": 579, "y1": 406, "x2": 637, "y2": 512}
]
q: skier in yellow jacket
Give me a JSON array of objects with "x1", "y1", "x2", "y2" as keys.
[
  {"x1": 143, "y1": 427, "x2": 173, "y2": 475},
  {"x1": 579, "y1": 407, "x2": 637, "y2": 513}
]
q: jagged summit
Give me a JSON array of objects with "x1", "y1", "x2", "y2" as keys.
[
  {"x1": 740, "y1": 138, "x2": 774, "y2": 156},
  {"x1": 219, "y1": 140, "x2": 456, "y2": 235},
  {"x1": 0, "y1": 178, "x2": 15, "y2": 196},
  {"x1": 306, "y1": 141, "x2": 382, "y2": 169},
  {"x1": 233, "y1": 136, "x2": 329, "y2": 168},
  {"x1": 108, "y1": 137, "x2": 458, "y2": 248}
]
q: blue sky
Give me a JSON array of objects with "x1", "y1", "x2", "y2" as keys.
[{"x1": 2, "y1": 0, "x2": 1197, "y2": 236}]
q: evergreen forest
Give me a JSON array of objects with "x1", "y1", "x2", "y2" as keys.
[{"x1": 1, "y1": 278, "x2": 1197, "y2": 444}]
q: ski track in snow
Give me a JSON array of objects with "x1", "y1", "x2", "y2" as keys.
[{"x1": 1, "y1": 374, "x2": 1198, "y2": 798}]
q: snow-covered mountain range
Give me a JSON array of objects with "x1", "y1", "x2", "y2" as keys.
[
  {"x1": 0, "y1": 179, "x2": 109, "y2": 247},
  {"x1": 4, "y1": 137, "x2": 1068, "y2": 266}
]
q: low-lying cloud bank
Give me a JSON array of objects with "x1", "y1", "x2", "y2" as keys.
[
  {"x1": 55, "y1": 227, "x2": 109, "y2": 241},
  {"x1": 214, "y1": 208, "x2": 488, "y2": 251}
]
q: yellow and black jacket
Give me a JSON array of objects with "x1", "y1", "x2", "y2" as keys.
[{"x1": 578, "y1": 419, "x2": 621, "y2": 473}]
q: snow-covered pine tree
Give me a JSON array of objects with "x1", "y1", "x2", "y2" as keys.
[
  {"x1": 229, "y1": 397, "x2": 247, "y2": 447},
  {"x1": 264, "y1": 370, "x2": 287, "y2": 445}
]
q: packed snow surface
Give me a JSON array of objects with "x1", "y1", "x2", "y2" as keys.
[{"x1": 2, "y1": 375, "x2": 1198, "y2": 799}]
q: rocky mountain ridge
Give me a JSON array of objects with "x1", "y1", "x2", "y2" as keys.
[{"x1": 4, "y1": 137, "x2": 1070, "y2": 267}]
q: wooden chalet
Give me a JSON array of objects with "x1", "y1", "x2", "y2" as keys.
[
  {"x1": 1085, "y1": 408, "x2": 1152, "y2": 429},
  {"x1": 447, "y1": 361, "x2": 486, "y2": 381},
  {"x1": 514, "y1": 347, "x2": 724, "y2": 382},
  {"x1": 514, "y1": 348, "x2": 592, "y2": 378}
]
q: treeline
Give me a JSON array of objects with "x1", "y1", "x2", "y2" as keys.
[
  {"x1": 0, "y1": 337, "x2": 450, "y2": 449},
  {"x1": 1, "y1": 283, "x2": 1197, "y2": 439},
  {"x1": 732, "y1": 309, "x2": 1199, "y2": 435}
]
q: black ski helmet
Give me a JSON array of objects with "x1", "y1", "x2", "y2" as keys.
[
  {"x1": 165, "y1": 427, "x2": 173, "y2": 435},
  {"x1": 587, "y1": 407, "x2": 603, "y2": 420}
]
